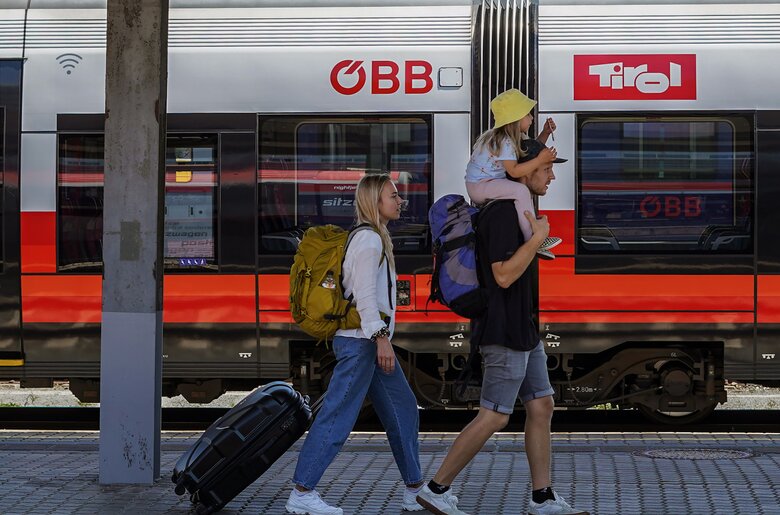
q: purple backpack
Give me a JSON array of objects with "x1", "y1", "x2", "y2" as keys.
[{"x1": 428, "y1": 194, "x2": 489, "y2": 319}]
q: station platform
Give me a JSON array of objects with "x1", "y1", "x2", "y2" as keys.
[{"x1": 1, "y1": 430, "x2": 778, "y2": 515}]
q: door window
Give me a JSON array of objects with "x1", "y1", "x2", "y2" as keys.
[
  {"x1": 258, "y1": 116, "x2": 432, "y2": 254},
  {"x1": 0, "y1": 106, "x2": 4, "y2": 267},
  {"x1": 58, "y1": 134, "x2": 104, "y2": 271},
  {"x1": 164, "y1": 135, "x2": 219, "y2": 269},
  {"x1": 57, "y1": 133, "x2": 219, "y2": 271},
  {"x1": 578, "y1": 115, "x2": 754, "y2": 254}
]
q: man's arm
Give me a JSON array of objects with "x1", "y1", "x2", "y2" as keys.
[{"x1": 491, "y1": 212, "x2": 549, "y2": 288}]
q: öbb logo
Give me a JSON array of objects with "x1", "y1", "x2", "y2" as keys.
[
  {"x1": 574, "y1": 54, "x2": 696, "y2": 100},
  {"x1": 330, "y1": 59, "x2": 433, "y2": 95},
  {"x1": 640, "y1": 195, "x2": 702, "y2": 219}
]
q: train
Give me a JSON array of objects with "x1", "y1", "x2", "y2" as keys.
[{"x1": 0, "y1": 0, "x2": 778, "y2": 424}]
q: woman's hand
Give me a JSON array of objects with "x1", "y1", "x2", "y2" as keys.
[{"x1": 375, "y1": 336, "x2": 396, "y2": 374}]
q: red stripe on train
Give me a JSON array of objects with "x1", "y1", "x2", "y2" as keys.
[
  {"x1": 539, "y1": 210, "x2": 575, "y2": 256},
  {"x1": 22, "y1": 276, "x2": 102, "y2": 323},
  {"x1": 164, "y1": 275, "x2": 255, "y2": 323},
  {"x1": 22, "y1": 275, "x2": 256, "y2": 323},
  {"x1": 758, "y1": 276, "x2": 780, "y2": 323},
  {"x1": 21, "y1": 212, "x2": 57, "y2": 273},
  {"x1": 539, "y1": 258, "x2": 753, "y2": 311},
  {"x1": 261, "y1": 311, "x2": 465, "y2": 324},
  {"x1": 260, "y1": 274, "x2": 428, "y2": 312},
  {"x1": 540, "y1": 311, "x2": 753, "y2": 324}
]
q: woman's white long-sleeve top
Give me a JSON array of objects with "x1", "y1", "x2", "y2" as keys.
[{"x1": 336, "y1": 230, "x2": 396, "y2": 340}]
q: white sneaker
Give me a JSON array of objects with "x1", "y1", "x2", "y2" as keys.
[
  {"x1": 286, "y1": 489, "x2": 343, "y2": 515},
  {"x1": 403, "y1": 487, "x2": 425, "y2": 511},
  {"x1": 403, "y1": 486, "x2": 457, "y2": 511},
  {"x1": 528, "y1": 490, "x2": 589, "y2": 515},
  {"x1": 416, "y1": 485, "x2": 468, "y2": 515}
]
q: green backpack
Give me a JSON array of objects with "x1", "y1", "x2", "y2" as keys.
[{"x1": 290, "y1": 224, "x2": 391, "y2": 343}]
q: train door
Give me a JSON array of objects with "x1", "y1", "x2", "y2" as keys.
[
  {"x1": 160, "y1": 115, "x2": 259, "y2": 402},
  {"x1": 0, "y1": 60, "x2": 23, "y2": 367},
  {"x1": 756, "y1": 112, "x2": 780, "y2": 381},
  {"x1": 256, "y1": 115, "x2": 435, "y2": 390},
  {"x1": 47, "y1": 114, "x2": 260, "y2": 403}
]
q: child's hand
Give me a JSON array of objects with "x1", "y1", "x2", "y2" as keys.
[
  {"x1": 539, "y1": 147, "x2": 558, "y2": 163},
  {"x1": 543, "y1": 118, "x2": 557, "y2": 135},
  {"x1": 525, "y1": 212, "x2": 550, "y2": 240}
]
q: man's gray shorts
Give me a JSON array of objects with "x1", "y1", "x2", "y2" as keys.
[{"x1": 480, "y1": 341, "x2": 555, "y2": 415}]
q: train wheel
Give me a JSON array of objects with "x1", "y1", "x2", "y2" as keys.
[{"x1": 637, "y1": 402, "x2": 717, "y2": 425}]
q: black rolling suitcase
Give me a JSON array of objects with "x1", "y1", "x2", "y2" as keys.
[{"x1": 172, "y1": 381, "x2": 322, "y2": 514}]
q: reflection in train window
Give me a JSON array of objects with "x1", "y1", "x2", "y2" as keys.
[
  {"x1": 258, "y1": 116, "x2": 432, "y2": 254},
  {"x1": 57, "y1": 133, "x2": 219, "y2": 271},
  {"x1": 0, "y1": 107, "x2": 4, "y2": 267},
  {"x1": 578, "y1": 115, "x2": 754, "y2": 254},
  {"x1": 164, "y1": 135, "x2": 218, "y2": 269},
  {"x1": 58, "y1": 134, "x2": 104, "y2": 271}
]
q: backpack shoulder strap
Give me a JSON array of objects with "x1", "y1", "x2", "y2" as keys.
[
  {"x1": 343, "y1": 223, "x2": 394, "y2": 310},
  {"x1": 346, "y1": 224, "x2": 383, "y2": 265},
  {"x1": 346, "y1": 223, "x2": 374, "y2": 248}
]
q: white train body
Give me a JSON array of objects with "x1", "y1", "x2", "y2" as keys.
[{"x1": 1, "y1": 0, "x2": 779, "y2": 419}]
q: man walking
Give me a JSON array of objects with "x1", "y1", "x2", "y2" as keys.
[{"x1": 417, "y1": 140, "x2": 589, "y2": 515}]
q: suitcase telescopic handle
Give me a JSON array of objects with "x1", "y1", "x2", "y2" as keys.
[{"x1": 309, "y1": 392, "x2": 327, "y2": 416}]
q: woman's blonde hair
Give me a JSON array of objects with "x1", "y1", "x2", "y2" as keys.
[
  {"x1": 473, "y1": 122, "x2": 527, "y2": 159},
  {"x1": 355, "y1": 173, "x2": 395, "y2": 271}
]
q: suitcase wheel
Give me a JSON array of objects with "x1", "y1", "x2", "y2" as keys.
[{"x1": 174, "y1": 484, "x2": 186, "y2": 496}]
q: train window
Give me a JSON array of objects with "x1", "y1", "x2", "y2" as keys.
[
  {"x1": 164, "y1": 135, "x2": 218, "y2": 269},
  {"x1": 258, "y1": 116, "x2": 432, "y2": 254},
  {"x1": 578, "y1": 115, "x2": 753, "y2": 254},
  {"x1": 0, "y1": 107, "x2": 4, "y2": 266},
  {"x1": 58, "y1": 134, "x2": 105, "y2": 271},
  {"x1": 57, "y1": 133, "x2": 219, "y2": 271}
]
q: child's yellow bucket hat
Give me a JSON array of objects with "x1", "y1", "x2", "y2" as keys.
[{"x1": 490, "y1": 89, "x2": 536, "y2": 129}]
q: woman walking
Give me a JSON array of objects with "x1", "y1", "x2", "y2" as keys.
[{"x1": 286, "y1": 173, "x2": 425, "y2": 515}]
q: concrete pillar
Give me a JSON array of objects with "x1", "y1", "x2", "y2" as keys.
[{"x1": 99, "y1": 0, "x2": 168, "y2": 485}]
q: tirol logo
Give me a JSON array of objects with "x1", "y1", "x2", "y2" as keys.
[
  {"x1": 574, "y1": 54, "x2": 696, "y2": 100},
  {"x1": 330, "y1": 59, "x2": 433, "y2": 95}
]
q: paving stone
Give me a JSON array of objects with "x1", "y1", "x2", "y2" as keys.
[{"x1": 0, "y1": 431, "x2": 779, "y2": 514}]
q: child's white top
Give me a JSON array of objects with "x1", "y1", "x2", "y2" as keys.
[{"x1": 464, "y1": 137, "x2": 517, "y2": 183}]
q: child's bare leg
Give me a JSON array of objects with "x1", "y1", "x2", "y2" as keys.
[
  {"x1": 466, "y1": 179, "x2": 535, "y2": 241},
  {"x1": 510, "y1": 183, "x2": 535, "y2": 242}
]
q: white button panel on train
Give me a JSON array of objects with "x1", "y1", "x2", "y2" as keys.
[{"x1": 438, "y1": 67, "x2": 463, "y2": 88}]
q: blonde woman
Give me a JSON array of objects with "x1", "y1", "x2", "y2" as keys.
[
  {"x1": 465, "y1": 88, "x2": 565, "y2": 258},
  {"x1": 286, "y1": 174, "x2": 427, "y2": 515}
]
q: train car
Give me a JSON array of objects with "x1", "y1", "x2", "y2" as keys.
[
  {"x1": 0, "y1": 0, "x2": 777, "y2": 424},
  {"x1": 536, "y1": 0, "x2": 780, "y2": 422},
  {"x1": 0, "y1": 0, "x2": 504, "y2": 406}
]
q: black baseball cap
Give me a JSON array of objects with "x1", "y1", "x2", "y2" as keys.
[{"x1": 518, "y1": 139, "x2": 567, "y2": 163}]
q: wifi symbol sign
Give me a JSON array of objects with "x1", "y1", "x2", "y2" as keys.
[{"x1": 56, "y1": 53, "x2": 83, "y2": 75}]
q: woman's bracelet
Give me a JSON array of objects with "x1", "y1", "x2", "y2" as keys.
[{"x1": 370, "y1": 326, "x2": 391, "y2": 343}]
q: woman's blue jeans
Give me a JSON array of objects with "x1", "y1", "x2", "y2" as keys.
[{"x1": 292, "y1": 335, "x2": 421, "y2": 490}]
